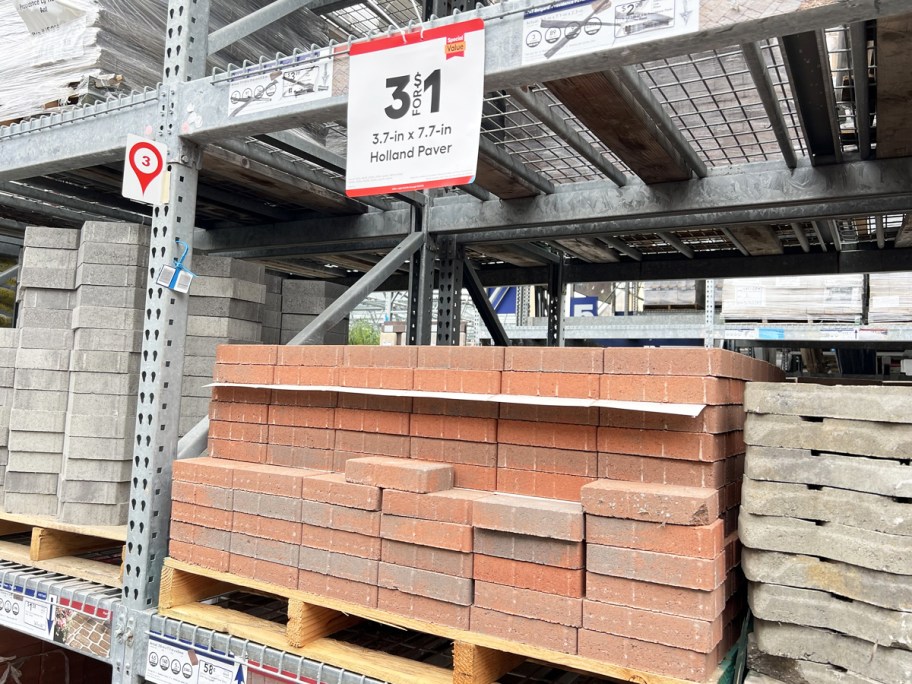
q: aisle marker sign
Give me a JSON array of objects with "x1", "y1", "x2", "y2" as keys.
[
  {"x1": 122, "y1": 135, "x2": 169, "y2": 204},
  {"x1": 345, "y1": 19, "x2": 485, "y2": 197}
]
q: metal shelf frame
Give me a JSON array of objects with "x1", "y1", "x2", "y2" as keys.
[{"x1": 1, "y1": 1, "x2": 912, "y2": 683}]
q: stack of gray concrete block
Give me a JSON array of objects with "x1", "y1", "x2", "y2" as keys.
[
  {"x1": 280, "y1": 279, "x2": 348, "y2": 345},
  {"x1": 4, "y1": 227, "x2": 79, "y2": 516},
  {"x1": 58, "y1": 222, "x2": 148, "y2": 525},
  {"x1": 0, "y1": 328, "x2": 16, "y2": 497},
  {"x1": 180, "y1": 255, "x2": 266, "y2": 435},
  {"x1": 261, "y1": 272, "x2": 284, "y2": 345},
  {"x1": 740, "y1": 382, "x2": 912, "y2": 684}
]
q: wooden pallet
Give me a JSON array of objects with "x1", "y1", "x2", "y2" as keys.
[
  {"x1": 0, "y1": 511, "x2": 126, "y2": 588},
  {"x1": 160, "y1": 557, "x2": 738, "y2": 684}
]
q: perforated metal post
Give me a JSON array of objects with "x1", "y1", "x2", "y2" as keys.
[
  {"x1": 112, "y1": 0, "x2": 210, "y2": 682},
  {"x1": 704, "y1": 278, "x2": 716, "y2": 348},
  {"x1": 407, "y1": 205, "x2": 435, "y2": 345},
  {"x1": 436, "y1": 239, "x2": 463, "y2": 346},
  {"x1": 546, "y1": 258, "x2": 565, "y2": 347}
]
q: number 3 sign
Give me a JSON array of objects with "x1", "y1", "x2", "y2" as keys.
[
  {"x1": 345, "y1": 19, "x2": 485, "y2": 197},
  {"x1": 122, "y1": 135, "x2": 169, "y2": 204}
]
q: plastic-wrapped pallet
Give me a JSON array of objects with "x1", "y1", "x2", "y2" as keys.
[
  {"x1": 868, "y1": 272, "x2": 912, "y2": 323},
  {"x1": 643, "y1": 280, "x2": 723, "y2": 308},
  {"x1": 1, "y1": 0, "x2": 330, "y2": 123},
  {"x1": 721, "y1": 276, "x2": 863, "y2": 322}
]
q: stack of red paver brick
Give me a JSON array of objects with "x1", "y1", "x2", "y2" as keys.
[{"x1": 169, "y1": 345, "x2": 782, "y2": 682}]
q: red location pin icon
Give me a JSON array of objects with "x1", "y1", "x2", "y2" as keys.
[{"x1": 128, "y1": 141, "x2": 164, "y2": 194}]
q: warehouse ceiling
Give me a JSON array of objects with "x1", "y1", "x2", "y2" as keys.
[{"x1": 0, "y1": 4, "x2": 910, "y2": 284}]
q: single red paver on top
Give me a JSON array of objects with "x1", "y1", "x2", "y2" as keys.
[
  {"x1": 345, "y1": 456, "x2": 454, "y2": 493},
  {"x1": 473, "y1": 492, "x2": 584, "y2": 541},
  {"x1": 580, "y1": 480, "x2": 720, "y2": 526}
]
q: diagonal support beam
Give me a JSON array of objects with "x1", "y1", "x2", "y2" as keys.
[
  {"x1": 849, "y1": 22, "x2": 872, "y2": 160},
  {"x1": 720, "y1": 227, "x2": 750, "y2": 256},
  {"x1": 505, "y1": 87, "x2": 627, "y2": 187},
  {"x1": 478, "y1": 137, "x2": 556, "y2": 195},
  {"x1": 0, "y1": 265, "x2": 18, "y2": 283},
  {"x1": 790, "y1": 223, "x2": 811, "y2": 253},
  {"x1": 658, "y1": 233, "x2": 695, "y2": 259},
  {"x1": 740, "y1": 42, "x2": 798, "y2": 169},
  {"x1": 875, "y1": 215, "x2": 885, "y2": 248},
  {"x1": 463, "y1": 259, "x2": 510, "y2": 347},
  {"x1": 600, "y1": 236, "x2": 643, "y2": 261},
  {"x1": 208, "y1": 0, "x2": 315, "y2": 55}
]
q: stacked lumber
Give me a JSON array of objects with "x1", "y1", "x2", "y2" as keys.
[
  {"x1": 171, "y1": 345, "x2": 783, "y2": 681},
  {"x1": 741, "y1": 382, "x2": 912, "y2": 684}
]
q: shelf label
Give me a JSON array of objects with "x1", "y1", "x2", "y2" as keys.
[
  {"x1": 227, "y1": 50, "x2": 334, "y2": 117},
  {"x1": 122, "y1": 135, "x2": 169, "y2": 205},
  {"x1": 345, "y1": 19, "x2": 485, "y2": 197},
  {"x1": 521, "y1": 0, "x2": 699, "y2": 65},
  {"x1": 146, "y1": 637, "x2": 247, "y2": 684},
  {"x1": 0, "y1": 588, "x2": 54, "y2": 640}
]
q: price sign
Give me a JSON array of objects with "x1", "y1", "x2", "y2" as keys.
[
  {"x1": 146, "y1": 637, "x2": 246, "y2": 684},
  {"x1": 345, "y1": 19, "x2": 485, "y2": 197},
  {"x1": 122, "y1": 135, "x2": 169, "y2": 205}
]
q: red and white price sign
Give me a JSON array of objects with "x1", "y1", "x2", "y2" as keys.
[
  {"x1": 345, "y1": 19, "x2": 485, "y2": 197},
  {"x1": 122, "y1": 134, "x2": 169, "y2": 204}
]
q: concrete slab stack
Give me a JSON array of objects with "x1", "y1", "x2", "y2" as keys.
[
  {"x1": 4, "y1": 227, "x2": 79, "y2": 515},
  {"x1": 280, "y1": 280, "x2": 348, "y2": 345},
  {"x1": 172, "y1": 345, "x2": 785, "y2": 682},
  {"x1": 261, "y1": 272, "x2": 284, "y2": 344},
  {"x1": 0, "y1": 328, "x2": 17, "y2": 495},
  {"x1": 181, "y1": 255, "x2": 266, "y2": 435},
  {"x1": 741, "y1": 383, "x2": 912, "y2": 684},
  {"x1": 59, "y1": 222, "x2": 149, "y2": 525}
]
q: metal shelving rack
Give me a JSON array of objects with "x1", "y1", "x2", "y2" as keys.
[{"x1": 1, "y1": 0, "x2": 912, "y2": 682}]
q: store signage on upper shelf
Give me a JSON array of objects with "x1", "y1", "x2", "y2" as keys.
[
  {"x1": 146, "y1": 636, "x2": 247, "y2": 684},
  {"x1": 521, "y1": 0, "x2": 699, "y2": 65},
  {"x1": 226, "y1": 48, "x2": 335, "y2": 117},
  {"x1": 345, "y1": 19, "x2": 485, "y2": 197},
  {"x1": 122, "y1": 135, "x2": 169, "y2": 205}
]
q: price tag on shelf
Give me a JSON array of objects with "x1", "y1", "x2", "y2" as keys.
[
  {"x1": 146, "y1": 637, "x2": 247, "y2": 684},
  {"x1": 0, "y1": 588, "x2": 55, "y2": 640},
  {"x1": 345, "y1": 19, "x2": 485, "y2": 197},
  {"x1": 227, "y1": 49, "x2": 334, "y2": 117}
]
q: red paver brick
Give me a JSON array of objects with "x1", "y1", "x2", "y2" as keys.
[
  {"x1": 301, "y1": 472, "x2": 381, "y2": 511},
  {"x1": 586, "y1": 516, "x2": 727, "y2": 559},
  {"x1": 498, "y1": 420, "x2": 598, "y2": 451},
  {"x1": 268, "y1": 425, "x2": 334, "y2": 451},
  {"x1": 216, "y1": 344, "x2": 278, "y2": 365},
  {"x1": 585, "y1": 572, "x2": 742, "y2": 621},
  {"x1": 587, "y1": 534, "x2": 740, "y2": 591},
  {"x1": 597, "y1": 428, "x2": 744, "y2": 462},
  {"x1": 233, "y1": 489, "x2": 301, "y2": 521},
  {"x1": 413, "y1": 369, "x2": 502, "y2": 394},
  {"x1": 300, "y1": 499, "x2": 381, "y2": 535},
  {"x1": 230, "y1": 532, "x2": 299, "y2": 566},
  {"x1": 600, "y1": 375, "x2": 745, "y2": 405},
  {"x1": 378, "y1": 588, "x2": 470, "y2": 630},
  {"x1": 298, "y1": 569, "x2": 378, "y2": 608},
  {"x1": 381, "y1": 489, "x2": 488, "y2": 524},
  {"x1": 344, "y1": 346, "x2": 417, "y2": 368},
  {"x1": 297, "y1": 546, "x2": 379, "y2": 585},
  {"x1": 497, "y1": 444, "x2": 597, "y2": 476},
  {"x1": 334, "y1": 408, "x2": 410, "y2": 435},
  {"x1": 212, "y1": 386, "x2": 273, "y2": 404},
  {"x1": 499, "y1": 403, "x2": 600, "y2": 425},
  {"x1": 345, "y1": 456, "x2": 454, "y2": 493},
  {"x1": 266, "y1": 444, "x2": 334, "y2": 471},
  {"x1": 580, "y1": 480, "x2": 721, "y2": 525},
  {"x1": 380, "y1": 515, "x2": 473, "y2": 552},
  {"x1": 277, "y1": 346, "x2": 344, "y2": 367},
  {"x1": 171, "y1": 481, "x2": 232, "y2": 510},
  {"x1": 501, "y1": 371, "x2": 601, "y2": 399},
  {"x1": 232, "y1": 463, "x2": 319, "y2": 497},
  {"x1": 470, "y1": 607, "x2": 577, "y2": 654},
  {"x1": 233, "y1": 511, "x2": 302, "y2": 544},
  {"x1": 577, "y1": 624, "x2": 738, "y2": 681},
  {"x1": 474, "y1": 555, "x2": 584, "y2": 597},
  {"x1": 170, "y1": 540, "x2": 229, "y2": 573},
  {"x1": 417, "y1": 346, "x2": 505, "y2": 370},
  {"x1": 230, "y1": 555, "x2": 298, "y2": 590},
  {"x1": 338, "y1": 393, "x2": 412, "y2": 413},
  {"x1": 300, "y1": 523, "x2": 381, "y2": 559},
  {"x1": 339, "y1": 367, "x2": 413, "y2": 390},
  {"x1": 474, "y1": 581, "x2": 582, "y2": 627},
  {"x1": 271, "y1": 390, "x2": 337, "y2": 408},
  {"x1": 598, "y1": 452, "x2": 745, "y2": 488},
  {"x1": 209, "y1": 400, "x2": 269, "y2": 424},
  {"x1": 213, "y1": 363, "x2": 275, "y2": 385},
  {"x1": 496, "y1": 469, "x2": 596, "y2": 502},
  {"x1": 473, "y1": 493, "x2": 584, "y2": 541},
  {"x1": 207, "y1": 438, "x2": 267, "y2": 463},
  {"x1": 378, "y1": 562, "x2": 474, "y2": 605},
  {"x1": 505, "y1": 348, "x2": 603, "y2": 374},
  {"x1": 583, "y1": 595, "x2": 743, "y2": 652},
  {"x1": 412, "y1": 398, "x2": 499, "y2": 419},
  {"x1": 474, "y1": 529, "x2": 584, "y2": 569},
  {"x1": 409, "y1": 413, "x2": 497, "y2": 443},
  {"x1": 173, "y1": 457, "x2": 236, "y2": 488},
  {"x1": 381, "y1": 540, "x2": 473, "y2": 578},
  {"x1": 210, "y1": 420, "x2": 270, "y2": 444},
  {"x1": 600, "y1": 405, "x2": 745, "y2": 434},
  {"x1": 409, "y1": 437, "x2": 497, "y2": 467},
  {"x1": 274, "y1": 365, "x2": 339, "y2": 386},
  {"x1": 335, "y1": 430, "x2": 410, "y2": 458},
  {"x1": 268, "y1": 404, "x2": 335, "y2": 428}
]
